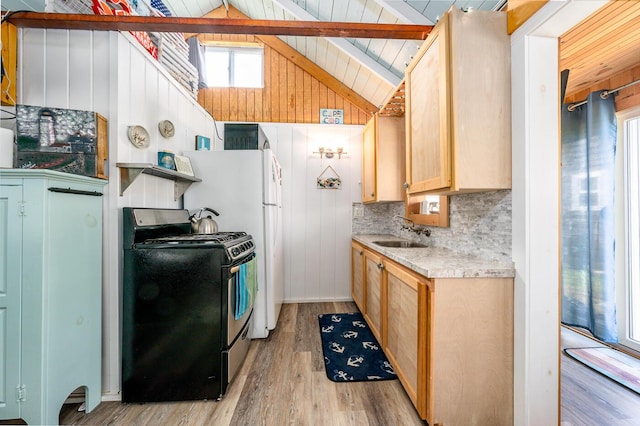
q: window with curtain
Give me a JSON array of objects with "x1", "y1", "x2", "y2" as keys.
[{"x1": 561, "y1": 90, "x2": 618, "y2": 343}]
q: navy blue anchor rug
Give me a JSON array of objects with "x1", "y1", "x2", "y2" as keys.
[{"x1": 318, "y1": 312, "x2": 397, "y2": 382}]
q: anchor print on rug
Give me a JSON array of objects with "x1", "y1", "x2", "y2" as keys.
[{"x1": 318, "y1": 312, "x2": 397, "y2": 382}]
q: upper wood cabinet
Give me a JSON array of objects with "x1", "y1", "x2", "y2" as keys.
[
  {"x1": 405, "y1": 8, "x2": 511, "y2": 195},
  {"x1": 362, "y1": 113, "x2": 405, "y2": 203}
]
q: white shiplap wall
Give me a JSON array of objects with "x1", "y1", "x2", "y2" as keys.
[
  {"x1": 254, "y1": 122, "x2": 362, "y2": 302},
  {"x1": 17, "y1": 29, "x2": 363, "y2": 398},
  {"x1": 17, "y1": 28, "x2": 215, "y2": 398}
]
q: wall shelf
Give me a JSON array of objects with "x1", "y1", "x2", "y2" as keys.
[{"x1": 116, "y1": 163, "x2": 201, "y2": 201}]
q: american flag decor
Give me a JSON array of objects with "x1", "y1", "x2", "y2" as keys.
[{"x1": 150, "y1": 0, "x2": 172, "y2": 16}]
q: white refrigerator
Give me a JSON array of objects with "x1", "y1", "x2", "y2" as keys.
[{"x1": 184, "y1": 149, "x2": 284, "y2": 339}]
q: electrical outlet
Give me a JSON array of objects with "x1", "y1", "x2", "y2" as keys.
[{"x1": 353, "y1": 204, "x2": 364, "y2": 218}]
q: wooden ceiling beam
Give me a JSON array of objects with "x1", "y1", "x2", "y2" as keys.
[{"x1": 5, "y1": 11, "x2": 432, "y2": 40}]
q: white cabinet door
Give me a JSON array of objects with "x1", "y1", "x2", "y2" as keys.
[{"x1": 0, "y1": 185, "x2": 23, "y2": 421}]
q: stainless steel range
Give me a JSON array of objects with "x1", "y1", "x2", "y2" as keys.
[{"x1": 121, "y1": 207, "x2": 256, "y2": 403}]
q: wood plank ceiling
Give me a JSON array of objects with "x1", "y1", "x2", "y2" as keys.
[
  {"x1": 560, "y1": 0, "x2": 640, "y2": 105},
  {"x1": 4, "y1": 1, "x2": 638, "y2": 118},
  {"x1": 1, "y1": 0, "x2": 504, "y2": 111},
  {"x1": 164, "y1": 0, "x2": 504, "y2": 109}
]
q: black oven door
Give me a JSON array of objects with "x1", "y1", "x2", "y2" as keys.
[{"x1": 122, "y1": 245, "x2": 226, "y2": 403}]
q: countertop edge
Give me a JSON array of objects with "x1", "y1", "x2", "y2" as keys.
[{"x1": 353, "y1": 234, "x2": 516, "y2": 279}]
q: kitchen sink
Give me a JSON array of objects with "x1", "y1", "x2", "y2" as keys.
[{"x1": 373, "y1": 240, "x2": 427, "y2": 248}]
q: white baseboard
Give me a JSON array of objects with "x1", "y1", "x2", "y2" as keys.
[
  {"x1": 283, "y1": 297, "x2": 354, "y2": 304},
  {"x1": 101, "y1": 393, "x2": 122, "y2": 402},
  {"x1": 64, "y1": 391, "x2": 120, "y2": 405}
]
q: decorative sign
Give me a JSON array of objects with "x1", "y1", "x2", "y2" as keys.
[
  {"x1": 320, "y1": 109, "x2": 344, "y2": 125},
  {"x1": 317, "y1": 165, "x2": 342, "y2": 189}
]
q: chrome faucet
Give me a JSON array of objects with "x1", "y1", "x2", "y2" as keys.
[
  {"x1": 394, "y1": 215, "x2": 431, "y2": 237},
  {"x1": 395, "y1": 215, "x2": 414, "y2": 231}
]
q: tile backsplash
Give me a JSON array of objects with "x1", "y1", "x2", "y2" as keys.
[{"x1": 352, "y1": 190, "x2": 512, "y2": 262}]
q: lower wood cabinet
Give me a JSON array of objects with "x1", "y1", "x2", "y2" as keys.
[
  {"x1": 427, "y1": 276, "x2": 513, "y2": 425},
  {"x1": 363, "y1": 249, "x2": 383, "y2": 343},
  {"x1": 384, "y1": 261, "x2": 426, "y2": 413},
  {"x1": 351, "y1": 240, "x2": 514, "y2": 425},
  {"x1": 351, "y1": 242, "x2": 365, "y2": 312}
]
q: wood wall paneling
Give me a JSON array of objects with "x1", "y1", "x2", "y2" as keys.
[
  {"x1": 18, "y1": 28, "x2": 218, "y2": 398},
  {"x1": 506, "y1": 0, "x2": 549, "y2": 34},
  {"x1": 195, "y1": 5, "x2": 376, "y2": 124},
  {"x1": 1, "y1": 22, "x2": 17, "y2": 106}
]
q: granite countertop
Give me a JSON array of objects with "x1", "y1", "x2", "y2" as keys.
[{"x1": 352, "y1": 234, "x2": 515, "y2": 279}]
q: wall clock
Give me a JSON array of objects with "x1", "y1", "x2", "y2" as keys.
[
  {"x1": 127, "y1": 125, "x2": 150, "y2": 149},
  {"x1": 158, "y1": 120, "x2": 175, "y2": 138}
]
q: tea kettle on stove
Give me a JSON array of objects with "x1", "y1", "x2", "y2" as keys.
[{"x1": 189, "y1": 207, "x2": 220, "y2": 234}]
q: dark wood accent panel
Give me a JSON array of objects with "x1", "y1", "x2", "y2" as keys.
[
  {"x1": 5, "y1": 11, "x2": 432, "y2": 40},
  {"x1": 1, "y1": 21, "x2": 17, "y2": 106}
]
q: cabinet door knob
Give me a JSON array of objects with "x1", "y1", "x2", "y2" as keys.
[
  {"x1": 403, "y1": 182, "x2": 409, "y2": 189},
  {"x1": 377, "y1": 263, "x2": 385, "y2": 270},
  {"x1": 370, "y1": 192, "x2": 375, "y2": 197},
  {"x1": 359, "y1": 251, "x2": 363, "y2": 256}
]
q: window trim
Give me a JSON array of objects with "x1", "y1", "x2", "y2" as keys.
[{"x1": 616, "y1": 105, "x2": 640, "y2": 352}]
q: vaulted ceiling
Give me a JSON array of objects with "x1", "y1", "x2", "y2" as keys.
[
  {"x1": 159, "y1": 0, "x2": 505, "y2": 108},
  {"x1": 4, "y1": 0, "x2": 640, "y2": 113},
  {"x1": 164, "y1": 0, "x2": 506, "y2": 108},
  {"x1": 1, "y1": 0, "x2": 505, "y2": 109}
]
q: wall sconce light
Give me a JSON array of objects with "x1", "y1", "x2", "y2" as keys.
[{"x1": 314, "y1": 147, "x2": 347, "y2": 159}]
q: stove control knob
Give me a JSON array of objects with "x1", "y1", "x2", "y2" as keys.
[{"x1": 232, "y1": 248, "x2": 239, "y2": 256}]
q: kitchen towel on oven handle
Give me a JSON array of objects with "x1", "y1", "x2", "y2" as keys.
[{"x1": 235, "y1": 256, "x2": 258, "y2": 320}]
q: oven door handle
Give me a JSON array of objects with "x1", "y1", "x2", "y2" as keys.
[{"x1": 229, "y1": 253, "x2": 256, "y2": 274}]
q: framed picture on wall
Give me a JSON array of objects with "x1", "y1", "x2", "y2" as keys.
[
  {"x1": 174, "y1": 155, "x2": 194, "y2": 176},
  {"x1": 157, "y1": 151, "x2": 175, "y2": 170},
  {"x1": 195, "y1": 135, "x2": 211, "y2": 151}
]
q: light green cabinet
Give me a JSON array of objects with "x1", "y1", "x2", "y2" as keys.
[{"x1": 0, "y1": 170, "x2": 105, "y2": 425}]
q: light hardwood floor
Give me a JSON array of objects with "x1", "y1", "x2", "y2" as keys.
[
  {"x1": 59, "y1": 302, "x2": 425, "y2": 426},
  {"x1": 561, "y1": 326, "x2": 640, "y2": 425},
  {"x1": 5, "y1": 306, "x2": 638, "y2": 425}
]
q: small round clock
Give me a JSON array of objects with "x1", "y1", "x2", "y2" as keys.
[
  {"x1": 127, "y1": 125, "x2": 150, "y2": 149},
  {"x1": 158, "y1": 120, "x2": 175, "y2": 138}
]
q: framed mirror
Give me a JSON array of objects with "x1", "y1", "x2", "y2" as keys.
[{"x1": 405, "y1": 194, "x2": 449, "y2": 227}]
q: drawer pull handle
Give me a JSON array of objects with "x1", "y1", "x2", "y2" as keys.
[{"x1": 48, "y1": 187, "x2": 103, "y2": 197}]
